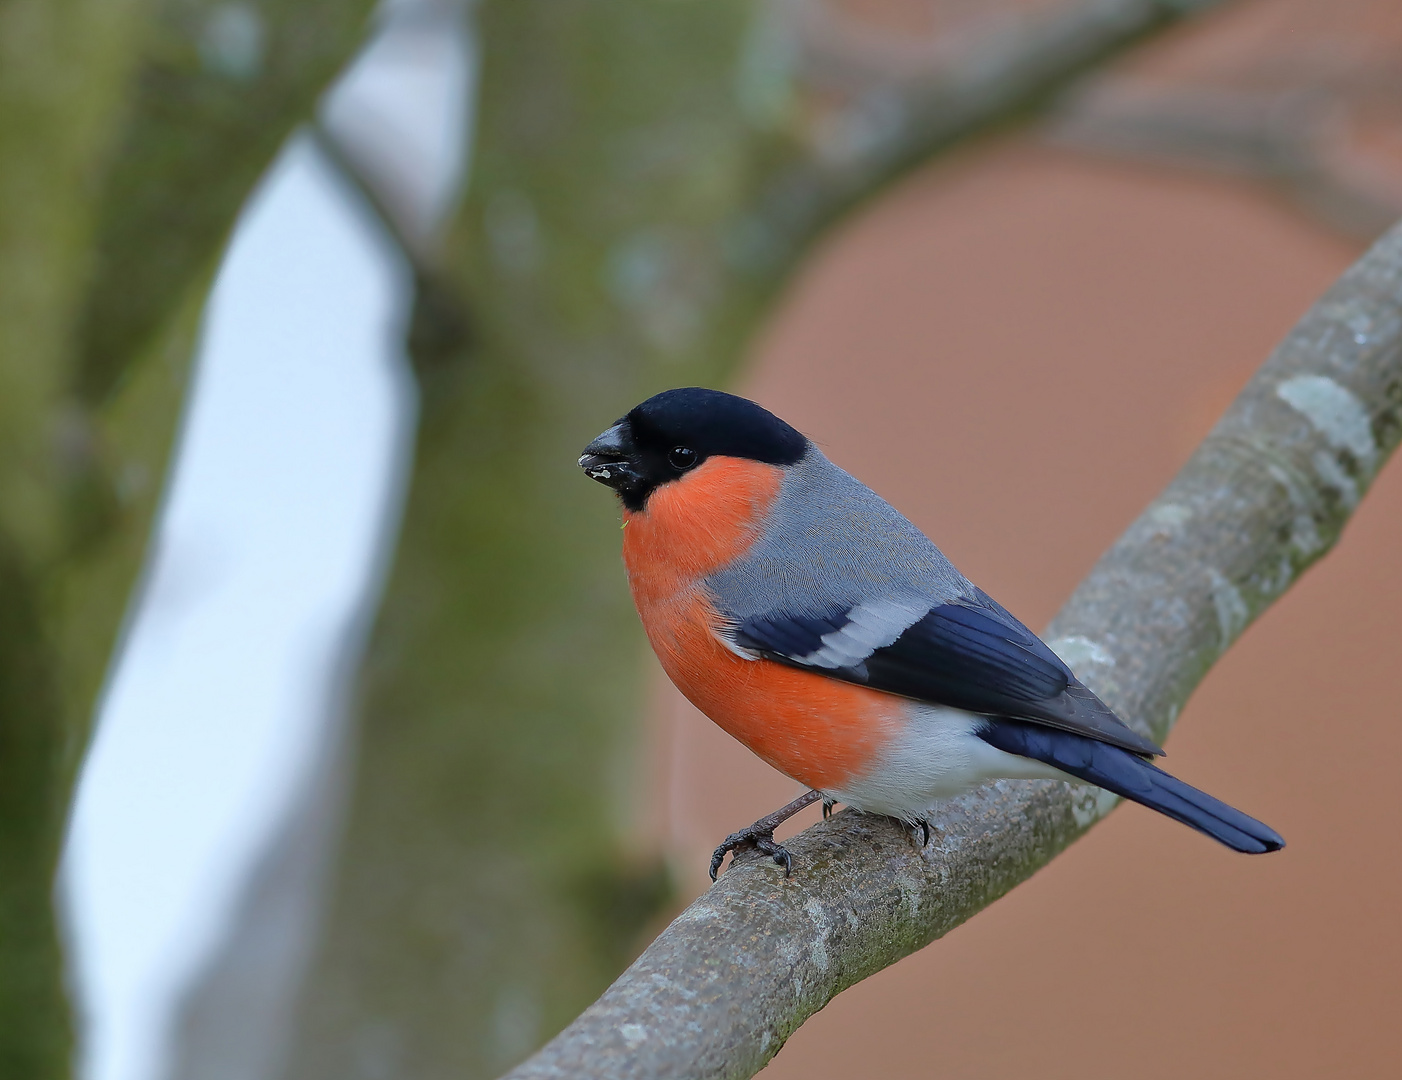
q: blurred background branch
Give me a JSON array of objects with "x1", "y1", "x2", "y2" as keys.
[
  {"x1": 507, "y1": 212, "x2": 1402, "y2": 1080},
  {"x1": 1047, "y1": 0, "x2": 1402, "y2": 238},
  {"x1": 308, "y1": 115, "x2": 473, "y2": 374}
]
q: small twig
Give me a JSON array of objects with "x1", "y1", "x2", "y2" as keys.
[{"x1": 752, "y1": 0, "x2": 1237, "y2": 255}]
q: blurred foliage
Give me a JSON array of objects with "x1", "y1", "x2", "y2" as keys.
[{"x1": 0, "y1": 0, "x2": 374, "y2": 1074}]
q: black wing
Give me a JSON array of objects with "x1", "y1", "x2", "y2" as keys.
[{"x1": 732, "y1": 589, "x2": 1162, "y2": 757}]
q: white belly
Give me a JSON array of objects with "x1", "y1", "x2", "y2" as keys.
[{"x1": 827, "y1": 702, "x2": 1065, "y2": 822}]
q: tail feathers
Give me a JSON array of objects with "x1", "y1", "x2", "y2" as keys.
[{"x1": 978, "y1": 720, "x2": 1284, "y2": 854}]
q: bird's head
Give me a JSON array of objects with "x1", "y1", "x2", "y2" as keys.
[{"x1": 578, "y1": 388, "x2": 807, "y2": 511}]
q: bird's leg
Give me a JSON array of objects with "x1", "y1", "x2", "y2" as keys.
[
  {"x1": 821, "y1": 797, "x2": 837, "y2": 820},
  {"x1": 710, "y1": 789, "x2": 823, "y2": 881}
]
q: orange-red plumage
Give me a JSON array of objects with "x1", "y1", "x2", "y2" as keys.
[{"x1": 622, "y1": 455, "x2": 900, "y2": 790}]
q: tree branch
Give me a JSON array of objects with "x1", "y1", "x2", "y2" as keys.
[
  {"x1": 73, "y1": 0, "x2": 379, "y2": 406},
  {"x1": 752, "y1": 0, "x2": 1233, "y2": 263},
  {"x1": 503, "y1": 219, "x2": 1402, "y2": 1080},
  {"x1": 1042, "y1": 0, "x2": 1402, "y2": 242},
  {"x1": 308, "y1": 118, "x2": 473, "y2": 372}
]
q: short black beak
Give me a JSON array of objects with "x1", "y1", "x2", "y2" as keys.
[{"x1": 579, "y1": 422, "x2": 641, "y2": 491}]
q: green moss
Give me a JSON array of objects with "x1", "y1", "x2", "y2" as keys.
[{"x1": 73, "y1": 0, "x2": 379, "y2": 404}]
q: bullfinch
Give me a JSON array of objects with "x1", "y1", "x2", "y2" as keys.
[{"x1": 579, "y1": 388, "x2": 1283, "y2": 878}]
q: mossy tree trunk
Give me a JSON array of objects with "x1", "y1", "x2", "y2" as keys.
[{"x1": 0, "y1": 0, "x2": 377, "y2": 1074}]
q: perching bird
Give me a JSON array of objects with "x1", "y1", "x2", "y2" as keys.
[{"x1": 579, "y1": 387, "x2": 1283, "y2": 878}]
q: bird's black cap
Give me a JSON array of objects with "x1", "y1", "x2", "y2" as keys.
[
  {"x1": 579, "y1": 388, "x2": 807, "y2": 509},
  {"x1": 626, "y1": 388, "x2": 807, "y2": 467}
]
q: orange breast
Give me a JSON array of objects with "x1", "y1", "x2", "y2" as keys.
[{"x1": 622, "y1": 456, "x2": 899, "y2": 790}]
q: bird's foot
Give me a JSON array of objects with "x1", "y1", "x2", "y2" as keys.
[
  {"x1": 709, "y1": 826, "x2": 793, "y2": 880},
  {"x1": 709, "y1": 789, "x2": 823, "y2": 880},
  {"x1": 821, "y1": 797, "x2": 838, "y2": 820}
]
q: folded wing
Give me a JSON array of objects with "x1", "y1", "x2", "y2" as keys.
[{"x1": 728, "y1": 588, "x2": 1163, "y2": 758}]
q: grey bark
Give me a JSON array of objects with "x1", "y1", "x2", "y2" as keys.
[{"x1": 503, "y1": 218, "x2": 1402, "y2": 1080}]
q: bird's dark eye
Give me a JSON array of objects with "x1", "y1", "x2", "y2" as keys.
[{"x1": 668, "y1": 446, "x2": 698, "y2": 471}]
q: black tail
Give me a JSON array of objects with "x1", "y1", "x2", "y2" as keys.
[{"x1": 978, "y1": 720, "x2": 1284, "y2": 854}]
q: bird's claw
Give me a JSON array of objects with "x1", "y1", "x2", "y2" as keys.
[
  {"x1": 905, "y1": 818, "x2": 930, "y2": 848},
  {"x1": 821, "y1": 798, "x2": 836, "y2": 820},
  {"x1": 709, "y1": 827, "x2": 794, "y2": 881},
  {"x1": 709, "y1": 790, "x2": 822, "y2": 880}
]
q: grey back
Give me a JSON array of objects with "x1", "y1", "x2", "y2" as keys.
[{"x1": 704, "y1": 447, "x2": 973, "y2": 619}]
